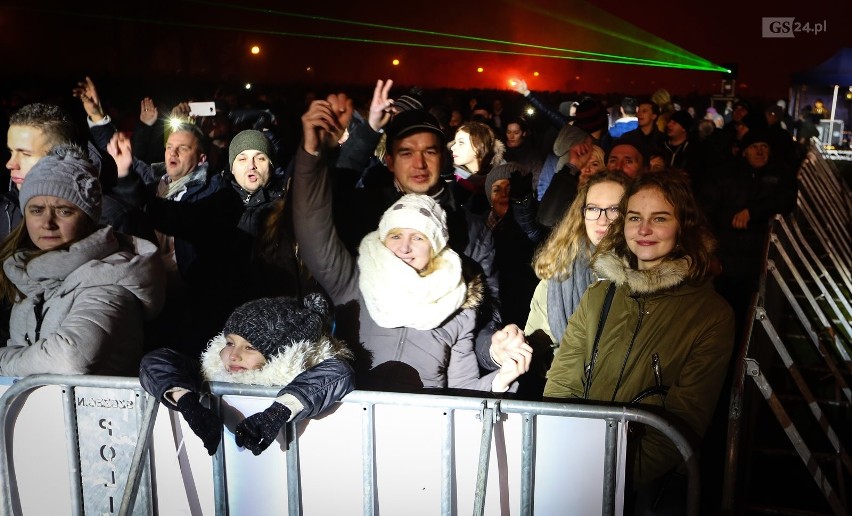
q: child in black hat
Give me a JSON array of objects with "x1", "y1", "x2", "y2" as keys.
[{"x1": 139, "y1": 293, "x2": 354, "y2": 455}]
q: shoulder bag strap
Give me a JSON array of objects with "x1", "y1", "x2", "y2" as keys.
[{"x1": 583, "y1": 282, "x2": 617, "y2": 399}]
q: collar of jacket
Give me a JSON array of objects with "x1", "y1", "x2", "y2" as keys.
[
  {"x1": 231, "y1": 175, "x2": 286, "y2": 207},
  {"x1": 592, "y1": 252, "x2": 691, "y2": 295},
  {"x1": 199, "y1": 332, "x2": 351, "y2": 387}
]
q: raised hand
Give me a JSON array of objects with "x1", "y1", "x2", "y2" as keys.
[
  {"x1": 140, "y1": 97, "x2": 158, "y2": 126},
  {"x1": 72, "y1": 76, "x2": 105, "y2": 122},
  {"x1": 301, "y1": 93, "x2": 352, "y2": 155},
  {"x1": 171, "y1": 101, "x2": 192, "y2": 122},
  {"x1": 510, "y1": 78, "x2": 530, "y2": 97},
  {"x1": 368, "y1": 79, "x2": 395, "y2": 132},
  {"x1": 107, "y1": 132, "x2": 133, "y2": 178}
]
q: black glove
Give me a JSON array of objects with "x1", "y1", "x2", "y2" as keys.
[
  {"x1": 508, "y1": 171, "x2": 533, "y2": 201},
  {"x1": 175, "y1": 392, "x2": 222, "y2": 456},
  {"x1": 234, "y1": 402, "x2": 292, "y2": 456}
]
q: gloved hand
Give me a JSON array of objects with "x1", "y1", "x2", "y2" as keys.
[
  {"x1": 508, "y1": 171, "x2": 533, "y2": 201},
  {"x1": 175, "y1": 392, "x2": 222, "y2": 456},
  {"x1": 234, "y1": 402, "x2": 292, "y2": 456}
]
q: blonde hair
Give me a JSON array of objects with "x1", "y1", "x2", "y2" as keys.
[{"x1": 533, "y1": 170, "x2": 631, "y2": 281}]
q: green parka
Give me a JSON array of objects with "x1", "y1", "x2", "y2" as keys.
[{"x1": 544, "y1": 253, "x2": 734, "y2": 486}]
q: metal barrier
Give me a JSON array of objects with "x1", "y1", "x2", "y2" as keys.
[
  {"x1": 722, "y1": 142, "x2": 852, "y2": 515},
  {"x1": 0, "y1": 375, "x2": 701, "y2": 516}
]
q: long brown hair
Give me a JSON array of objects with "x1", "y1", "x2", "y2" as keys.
[
  {"x1": 455, "y1": 121, "x2": 499, "y2": 175},
  {"x1": 533, "y1": 170, "x2": 631, "y2": 281},
  {"x1": 593, "y1": 169, "x2": 717, "y2": 280},
  {"x1": 0, "y1": 223, "x2": 41, "y2": 304}
]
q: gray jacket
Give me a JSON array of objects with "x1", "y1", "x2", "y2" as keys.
[
  {"x1": 0, "y1": 227, "x2": 165, "y2": 376},
  {"x1": 293, "y1": 149, "x2": 500, "y2": 393}
]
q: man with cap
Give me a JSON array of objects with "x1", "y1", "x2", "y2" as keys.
[
  {"x1": 297, "y1": 89, "x2": 525, "y2": 381},
  {"x1": 140, "y1": 293, "x2": 355, "y2": 456},
  {"x1": 623, "y1": 98, "x2": 666, "y2": 157},
  {"x1": 663, "y1": 110, "x2": 694, "y2": 170},
  {"x1": 701, "y1": 128, "x2": 797, "y2": 341}
]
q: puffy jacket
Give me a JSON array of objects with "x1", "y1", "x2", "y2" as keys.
[
  {"x1": 293, "y1": 149, "x2": 504, "y2": 393},
  {"x1": 140, "y1": 334, "x2": 354, "y2": 424},
  {"x1": 544, "y1": 253, "x2": 734, "y2": 486},
  {"x1": 0, "y1": 227, "x2": 165, "y2": 376}
]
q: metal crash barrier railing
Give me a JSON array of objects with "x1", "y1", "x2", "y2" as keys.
[
  {"x1": 723, "y1": 141, "x2": 852, "y2": 515},
  {"x1": 0, "y1": 374, "x2": 700, "y2": 515}
]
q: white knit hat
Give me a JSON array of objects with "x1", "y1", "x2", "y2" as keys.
[{"x1": 378, "y1": 194, "x2": 449, "y2": 254}]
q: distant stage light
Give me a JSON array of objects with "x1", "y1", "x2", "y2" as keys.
[
  {"x1": 526, "y1": 107, "x2": 535, "y2": 116},
  {"x1": 509, "y1": 79, "x2": 517, "y2": 86},
  {"x1": 392, "y1": 59, "x2": 400, "y2": 66},
  {"x1": 533, "y1": 72, "x2": 540, "y2": 77},
  {"x1": 251, "y1": 46, "x2": 260, "y2": 55},
  {"x1": 477, "y1": 67, "x2": 484, "y2": 73},
  {"x1": 306, "y1": 67, "x2": 312, "y2": 71},
  {"x1": 245, "y1": 83, "x2": 252, "y2": 90}
]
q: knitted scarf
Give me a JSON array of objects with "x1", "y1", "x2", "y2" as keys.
[{"x1": 357, "y1": 231, "x2": 466, "y2": 330}]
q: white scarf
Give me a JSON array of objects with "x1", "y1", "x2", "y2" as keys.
[{"x1": 357, "y1": 231, "x2": 467, "y2": 330}]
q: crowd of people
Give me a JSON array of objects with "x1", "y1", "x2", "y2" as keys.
[{"x1": 0, "y1": 74, "x2": 806, "y2": 513}]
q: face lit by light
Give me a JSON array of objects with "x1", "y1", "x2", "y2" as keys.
[
  {"x1": 25, "y1": 195, "x2": 94, "y2": 250},
  {"x1": 383, "y1": 228, "x2": 432, "y2": 272},
  {"x1": 220, "y1": 334, "x2": 267, "y2": 373},
  {"x1": 232, "y1": 150, "x2": 271, "y2": 192},
  {"x1": 624, "y1": 187, "x2": 679, "y2": 270},
  {"x1": 607, "y1": 144, "x2": 643, "y2": 177},
  {"x1": 385, "y1": 132, "x2": 442, "y2": 195},
  {"x1": 584, "y1": 181, "x2": 625, "y2": 246},
  {"x1": 6, "y1": 125, "x2": 52, "y2": 190},
  {"x1": 505, "y1": 123, "x2": 524, "y2": 148},
  {"x1": 164, "y1": 130, "x2": 205, "y2": 180},
  {"x1": 451, "y1": 130, "x2": 478, "y2": 171}
]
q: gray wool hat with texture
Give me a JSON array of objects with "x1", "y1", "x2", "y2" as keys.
[
  {"x1": 222, "y1": 294, "x2": 332, "y2": 359},
  {"x1": 228, "y1": 129, "x2": 273, "y2": 169},
  {"x1": 19, "y1": 144, "x2": 102, "y2": 222}
]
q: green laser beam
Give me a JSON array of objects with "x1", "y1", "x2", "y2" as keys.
[
  {"x1": 507, "y1": 0, "x2": 720, "y2": 69},
  {"x1": 183, "y1": 0, "x2": 724, "y2": 71},
  {"x1": 5, "y1": 5, "x2": 724, "y2": 72}
]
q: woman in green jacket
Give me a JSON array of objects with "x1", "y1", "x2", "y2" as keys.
[{"x1": 544, "y1": 170, "x2": 734, "y2": 511}]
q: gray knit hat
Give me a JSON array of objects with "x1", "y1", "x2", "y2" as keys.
[
  {"x1": 19, "y1": 144, "x2": 102, "y2": 222},
  {"x1": 484, "y1": 163, "x2": 526, "y2": 207},
  {"x1": 222, "y1": 294, "x2": 332, "y2": 359},
  {"x1": 553, "y1": 125, "x2": 591, "y2": 173},
  {"x1": 228, "y1": 129, "x2": 273, "y2": 169}
]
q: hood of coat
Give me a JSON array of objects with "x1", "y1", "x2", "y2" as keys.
[
  {"x1": 592, "y1": 252, "x2": 690, "y2": 295},
  {"x1": 200, "y1": 332, "x2": 352, "y2": 386},
  {"x1": 4, "y1": 227, "x2": 165, "y2": 317},
  {"x1": 462, "y1": 272, "x2": 485, "y2": 310}
]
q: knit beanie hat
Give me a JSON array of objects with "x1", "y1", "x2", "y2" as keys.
[
  {"x1": 571, "y1": 98, "x2": 608, "y2": 134},
  {"x1": 19, "y1": 143, "x2": 102, "y2": 222},
  {"x1": 553, "y1": 125, "x2": 591, "y2": 172},
  {"x1": 670, "y1": 110, "x2": 694, "y2": 131},
  {"x1": 228, "y1": 129, "x2": 273, "y2": 169},
  {"x1": 378, "y1": 194, "x2": 449, "y2": 254},
  {"x1": 222, "y1": 294, "x2": 332, "y2": 360},
  {"x1": 484, "y1": 163, "x2": 525, "y2": 207},
  {"x1": 740, "y1": 128, "x2": 770, "y2": 150},
  {"x1": 392, "y1": 86, "x2": 425, "y2": 112}
]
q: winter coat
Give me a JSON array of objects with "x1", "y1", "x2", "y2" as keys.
[
  {"x1": 303, "y1": 148, "x2": 503, "y2": 372},
  {"x1": 544, "y1": 253, "x2": 734, "y2": 487},
  {"x1": 139, "y1": 334, "x2": 354, "y2": 424},
  {"x1": 0, "y1": 227, "x2": 165, "y2": 376},
  {"x1": 293, "y1": 149, "x2": 506, "y2": 393}
]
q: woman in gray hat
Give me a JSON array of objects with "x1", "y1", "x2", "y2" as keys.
[{"x1": 0, "y1": 144, "x2": 165, "y2": 377}]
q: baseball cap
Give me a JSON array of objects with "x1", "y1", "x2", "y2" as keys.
[{"x1": 384, "y1": 109, "x2": 445, "y2": 149}]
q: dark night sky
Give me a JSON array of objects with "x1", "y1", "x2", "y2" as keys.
[{"x1": 1, "y1": 0, "x2": 849, "y2": 102}]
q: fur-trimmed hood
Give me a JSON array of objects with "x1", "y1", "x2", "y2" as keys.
[
  {"x1": 462, "y1": 271, "x2": 485, "y2": 310},
  {"x1": 200, "y1": 332, "x2": 352, "y2": 386},
  {"x1": 592, "y1": 252, "x2": 689, "y2": 295}
]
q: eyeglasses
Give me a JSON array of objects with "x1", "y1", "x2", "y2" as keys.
[{"x1": 583, "y1": 206, "x2": 620, "y2": 221}]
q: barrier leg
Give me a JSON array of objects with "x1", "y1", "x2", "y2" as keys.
[
  {"x1": 118, "y1": 394, "x2": 159, "y2": 515},
  {"x1": 472, "y1": 400, "x2": 497, "y2": 516}
]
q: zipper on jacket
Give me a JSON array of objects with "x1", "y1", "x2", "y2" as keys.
[
  {"x1": 651, "y1": 352, "x2": 666, "y2": 409},
  {"x1": 32, "y1": 297, "x2": 48, "y2": 343},
  {"x1": 393, "y1": 327, "x2": 408, "y2": 361},
  {"x1": 610, "y1": 297, "x2": 646, "y2": 402}
]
